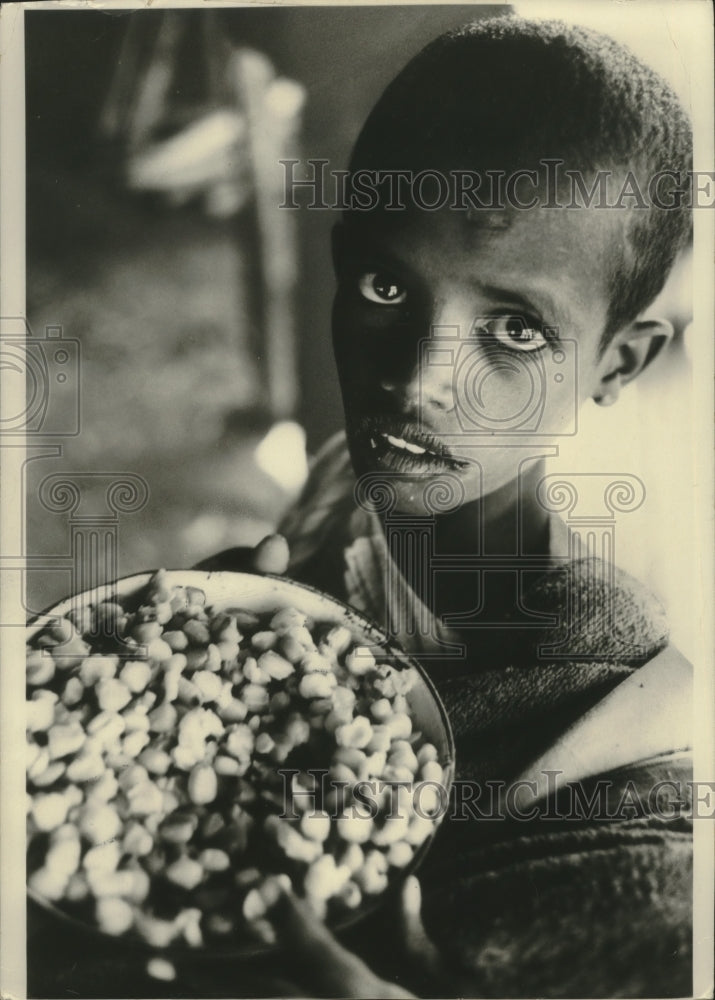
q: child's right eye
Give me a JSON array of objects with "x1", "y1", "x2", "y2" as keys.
[{"x1": 357, "y1": 272, "x2": 408, "y2": 305}]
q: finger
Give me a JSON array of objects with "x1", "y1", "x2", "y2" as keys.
[
  {"x1": 400, "y1": 876, "x2": 442, "y2": 975},
  {"x1": 271, "y1": 887, "x2": 415, "y2": 999},
  {"x1": 252, "y1": 534, "x2": 290, "y2": 575}
]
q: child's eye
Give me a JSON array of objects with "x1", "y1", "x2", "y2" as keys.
[
  {"x1": 358, "y1": 272, "x2": 408, "y2": 305},
  {"x1": 476, "y1": 316, "x2": 548, "y2": 353}
]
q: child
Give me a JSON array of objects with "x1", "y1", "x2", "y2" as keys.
[{"x1": 202, "y1": 15, "x2": 693, "y2": 998}]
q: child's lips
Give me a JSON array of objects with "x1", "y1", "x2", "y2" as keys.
[{"x1": 354, "y1": 417, "x2": 471, "y2": 470}]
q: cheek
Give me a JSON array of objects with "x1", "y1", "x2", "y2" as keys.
[{"x1": 450, "y1": 344, "x2": 580, "y2": 437}]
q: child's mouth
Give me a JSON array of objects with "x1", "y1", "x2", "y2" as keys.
[{"x1": 354, "y1": 418, "x2": 470, "y2": 473}]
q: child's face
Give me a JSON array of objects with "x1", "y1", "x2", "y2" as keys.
[{"x1": 332, "y1": 203, "x2": 621, "y2": 514}]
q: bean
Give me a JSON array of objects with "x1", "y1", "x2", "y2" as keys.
[
  {"x1": 337, "y1": 807, "x2": 374, "y2": 844},
  {"x1": 388, "y1": 742, "x2": 419, "y2": 773},
  {"x1": 372, "y1": 812, "x2": 410, "y2": 846},
  {"x1": 185, "y1": 587, "x2": 206, "y2": 608},
  {"x1": 335, "y1": 716, "x2": 373, "y2": 750},
  {"x1": 148, "y1": 701, "x2": 177, "y2": 733},
  {"x1": 138, "y1": 747, "x2": 171, "y2": 775},
  {"x1": 32, "y1": 793, "x2": 70, "y2": 832},
  {"x1": 339, "y1": 880, "x2": 362, "y2": 909},
  {"x1": 183, "y1": 620, "x2": 211, "y2": 646},
  {"x1": 251, "y1": 630, "x2": 277, "y2": 652},
  {"x1": 65, "y1": 871, "x2": 90, "y2": 902},
  {"x1": 62, "y1": 676, "x2": 84, "y2": 706},
  {"x1": 87, "y1": 770, "x2": 119, "y2": 802},
  {"x1": 147, "y1": 958, "x2": 176, "y2": 982},
  {"x1": 83, "y1": 841, "x2": 121, "y2": 872},
  {"x1": 136, "y1": 912, "x2": 179, "y2": 948},
  {"x1": 123, "y1": 730, "x2": 150, "y2": 759},
  {"x1": 188, "y1": 763, "x2": 218, "y2": 805},
  {"x1": 301, "y1": 651, "x2": 334, "y2": 674},
  {"x1": 32, "y1": 760, "x2": 66, "y2": 788},
  {"x1": 28, "y1": 865, "x2": 67, "y2": 901},
  {"x1": 340, "y1": 843, "x2": 364, "y2": 874},
  {"x1": 27, "y1": 698, "x2": 55, "y2": 734},
  {"x1": 132, "y1": 621, "x2": 163, "y2": 644},
  {"x1": 258, "y1": 650, "x2": 294, "y2": 681},
  {"x1": 123, "y1": 822, "x2": 154, "y2": 856},
  {"x1": 166, "y1": 856, "x2": 203, "y2": 890},
  {"x1": 192, "y1": 670, "x2": 223, "y2": 702},
  {"x1": 299, "y1": 672, "x2": 337, "y2": 699},
  {"x1": 243, "y1": 656, "x2": 270, "y2": 685},
  {"x1": 243, "y1": 887, "x2": 267, "y2": 921},
  {"x1": 45, "y1": 834, "x2": 81, "y2": 876},
  {"x1": 79, "y1": 803, "x2": 122, "y2": 844},
  {"x1": 345, "y1": 646, "x2": 377, "y2": 676},
  {"x1": 205, "y1": 644, "x2": 222, "y2": 672},
  {"x1": 177, "y1": 907, "x2": 203, "y2": 946},
  {"x1": 96, "y1": 678, "x2": 132, "y2": 713},
  {"x1": 163, "y1": 630, "x2": 188, "y2": 652},
  {"x1": 96, "y1": 897, "x2": 133, "y2": 936},
  {"x1": 304, "y1": 854, "x2": 350, "y2": 900},
  {"x1": 146, "y1": 638, "x2": 173, "y2": 663},
  {"x1": 119, "y1": 661, "x2": 151, "y2": 694},
  {"x1": 322, "y1": 625, "x2": 353, "y2": 656},
  {"x1": 355, "y1": 849, "x2": 389, "y2": 895},
  {"x1": 199, "y1": 848, "x2": 230, "y2": 872},
  {"x1": 300, "y1": 810, "x2": 331, "y2": 842},
  {"x1": 384, "y1": 712, "x2": 412, "y2": 740},
  {"x1": 366, "y1": 726, "x2": 392, "y2": 754},
  {"x1": 219, "y1": 697, "x2": 248, "y2": 723},
  {"x1": 160, "y1": 814, "x2": 198, "y2": 845},
  {"x1": 416, "y1": 742, "x2": 439, "y2": 766},
  {"x1": 26, "y1": 648, "x2": 55, "y2": 686},
  {"x1": 421, "y1": 760, "x2": 444, "y2": 784},
  {"x1": 405, "y1": 814, "x2": 434, "y2": 847},
  {"x1": 125, "y1": 781, "x2": 164, "y2": 817},
  {"x1": 270, "y1": 607, "x2": 308, "y2": 633},
  {"x1": 242, "y1": 684, "x2": 270, "y2": 712}
]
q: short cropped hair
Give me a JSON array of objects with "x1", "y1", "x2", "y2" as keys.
[{"x1": 347, "y1": 16, "x2": 693, "y2": 344}]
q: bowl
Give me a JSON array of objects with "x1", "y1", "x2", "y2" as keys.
[{"x1": 26, "y1": 569, "x2": 455, "y2": 957}]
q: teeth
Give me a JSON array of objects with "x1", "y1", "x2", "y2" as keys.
[{"x1": 383, "y1": 433, "x2": 427, "y2": 455}]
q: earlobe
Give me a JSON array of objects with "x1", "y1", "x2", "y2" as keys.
[{"x1": 592, "y1": 317, "x2": 673, "y2": 405}]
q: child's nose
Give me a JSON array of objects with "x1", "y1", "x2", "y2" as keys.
[
  {"x1": 379, "y1": 353, "x2": 460, "y2": 417},
  {"x1": 378, "y1": 297, "x2": 471, "y2": 414}
]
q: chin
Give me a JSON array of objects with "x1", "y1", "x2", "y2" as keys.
[{"x1": 346, "y1": 437, "x2": 477, "y2": 518}]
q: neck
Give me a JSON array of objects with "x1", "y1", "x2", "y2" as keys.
[{"x1": 432, "y1": 458, "x2": 550, "y2": 557}]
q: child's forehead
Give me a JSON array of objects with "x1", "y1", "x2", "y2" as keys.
[{"x1": 350, "y1": 202, "x2": 621, "y2": 283}]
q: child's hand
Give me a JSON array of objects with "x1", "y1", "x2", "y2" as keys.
[
  {"x1": 193, "y1": 534, "x2": 290, "y2": 574},
  {"x1": 263, "y1": 874, "x2": 442, "y2": 998}
]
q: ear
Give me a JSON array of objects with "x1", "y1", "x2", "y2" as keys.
[
  {"x1": 592, "y1": 317, "x2": 673, "y2": 406},
  {"x1": 331, "y1": 222, "x2": 345, "y2": 275}
]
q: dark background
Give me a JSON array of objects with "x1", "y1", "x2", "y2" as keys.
[{"x1": 25, "y1": 5, "x2": 507, "y2": 614}]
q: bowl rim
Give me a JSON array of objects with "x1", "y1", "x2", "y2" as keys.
[{"x1": 26, "y1": 568, "x2": 456, "y2": 957}]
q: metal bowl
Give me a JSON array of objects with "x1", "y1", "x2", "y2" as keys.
[{"x1": 26, "y1": 569, "x2": 455, "y2": 957}]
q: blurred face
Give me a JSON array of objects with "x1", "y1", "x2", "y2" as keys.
[{"x1": 332, "y1": 204, "x2": 618, "y2": 514}]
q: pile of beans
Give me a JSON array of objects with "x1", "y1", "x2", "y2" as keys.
[{"x1": 26, "y1": 572, "x2": 448, "y2": 950}]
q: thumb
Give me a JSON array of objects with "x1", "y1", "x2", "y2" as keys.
[
  {"x1": 400, "y1": 876, "x2": 442, "y2": 976},
  {"x1": 252, "y1": 534, "x2": 290, "y2": 575}
]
